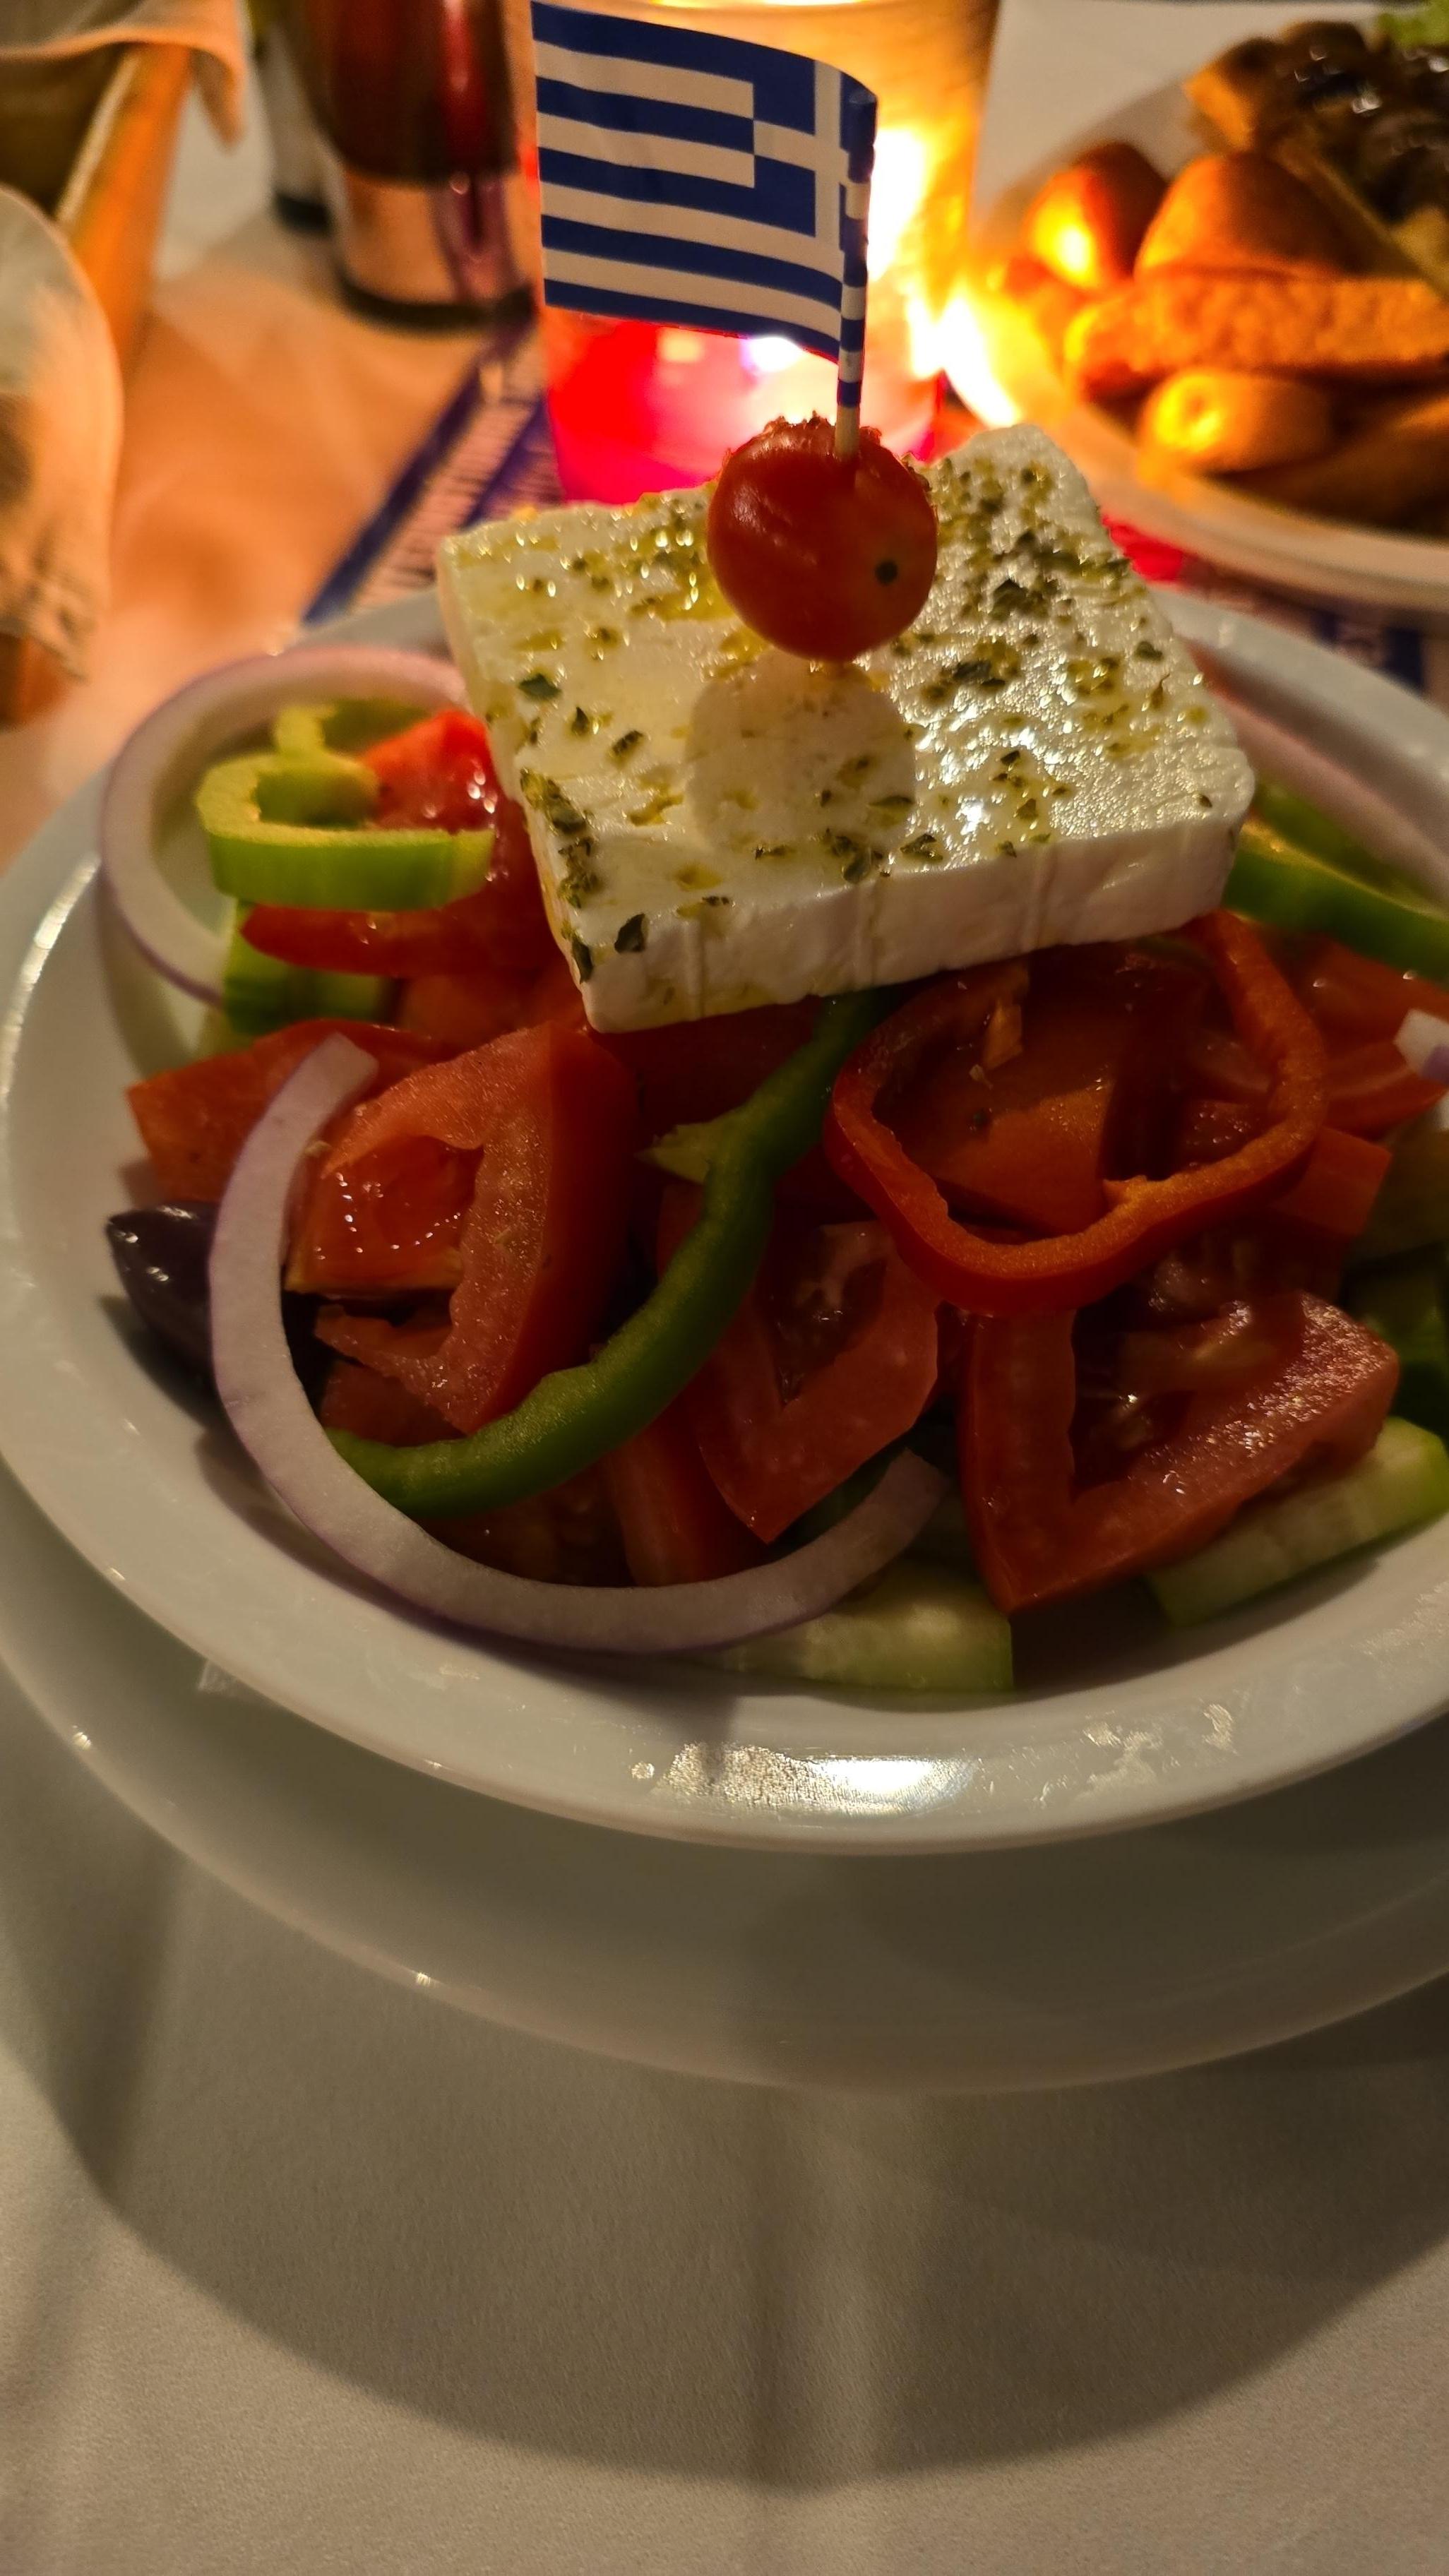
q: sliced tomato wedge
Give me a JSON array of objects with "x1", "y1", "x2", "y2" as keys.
[
  {"x1": 600, "y1": 1000, "x2": 819, "y2": 1139},
  {"x1": 602, "y1": 1398, "x2": 764, "y2": 1584},
  {"x1": 314, "y1": 1021, "x2": 638, "y2": 1433},
  {"x1": 360, "y1": 707, "x2": 500, "y2": 831},
  {"x1": 1186, "y1": 998, "x2": 1444, "y2": 1139},
  {"x1": 424, "y1": 1472, "x2": 627, "y2": 1584},
  {"x1": 322, "y1": 1344, "x2": 626, "y2": 1575},
  {"x1": 962, "y1": 1291, "x2": 1398, "y2": 1614},
  {"x1": 1173, "y1": 1096, "x2": 1261, "y2": 1164},
  {"x1": 889, "y1": 947, "x2": 1205, "y2": 1236},
  {"x1": 318, "y1": 1356, "x2": 457, "y2": 1445},
  {"x1": 1294, "y1": 935, "x2": 1449, "y2": 1049},
  {"x1": 1268, "y1": 1126, "x2": 1391, "y2": 1243},
  {"x1": 128, "y1": 1020, "x2": 451, "y2": 1203},
  {"x1": 1323, "y1": 1040, "x2": 1445, "y2": 1138},
  {"x1": 658, "y1": 1188, "x2": 939, "y2": 1543},
  {"x1": 241, "y1": 715, "x2": 551, "y2": 978},
  {"x1": 395, "y1": 962, "x2": 544, "y2": 1051},
  {"x1": 395, "y1": 948, "x2": 586, "y2": 1048},
  {"x1": 598, "y1": 998, "x2": 866, "y2": 1215},
  {"x1": 289, "y1": 1135, "x2": 477, "y2": 1297}
]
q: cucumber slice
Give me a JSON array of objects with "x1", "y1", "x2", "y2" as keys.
[
  {"x1": 221, "y1": 910, "x2": 394, "y2": 1038},
  {"x1": 1227, "y1": 816, "x2": 1449, "y2": 982},
  {"x1": 1349, "y1": 1258, "x2": 1449, "y2": 1439},
  {"x1": 1149, "y1": 1417, "x2": 1449, "y2": 1628},
  {"x1": 711, "y1": 1558, "x2": 1012, "y2": 1693},
  {"x1": 1349, "y1": 1124, "x2": 1449, "y2": 1264}
]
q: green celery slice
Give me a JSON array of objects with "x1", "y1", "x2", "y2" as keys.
[
  {"x1": 222, "y1": 909, "x2": 394, "y2": 1037},
  {"x1": 1227, "y1": 816, "x2": 1449, "y2": 982},
  {"x1": 709, "y1": 1559, "x2": 1012, "y2": 1692},
  {"x1": 1149, "y1": 1417, "x2": 1449, "y2": 1627},
  {"x1": 1349, "y1": 1256, "x2": 1449, "y2": 1439}
]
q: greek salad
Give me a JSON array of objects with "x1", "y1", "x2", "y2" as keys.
[{"x1": 102, "y1": 424, "x2": 1449, "y2": 1693}]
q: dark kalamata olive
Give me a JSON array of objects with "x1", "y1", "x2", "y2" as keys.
[
  {"x1": 1355, "y1": 112, "x2": 1449, "y2": 217},
  {"x1": 1276, "y1": 20, "x2": 1376, "y2": 112},
  {"x1": 107, "y1": 1204, "x2": 330, "y2": 1401},
  {"x1": 1281, "y1": 21, "x2": 1372, "y2": 74},
  {"x1": 107, "y1": 1202, "x2": 216, "y2": 1381}
]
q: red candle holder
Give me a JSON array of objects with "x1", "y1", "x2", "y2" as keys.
[{"x1": 542, "y1": 306, "x2": 938, "y2": 502}]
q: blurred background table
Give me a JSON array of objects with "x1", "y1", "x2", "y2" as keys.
[
  {"x1": 4, "y1": 61, "x2": 1449, "y2": 2576},
  {"x1": 0, "y1": 64, "x2": 478, "y2": 866}
]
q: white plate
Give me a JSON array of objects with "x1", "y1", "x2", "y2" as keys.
[
  {"x1": 6, "y1": 1439, "x2": 1449, "y2": 2091},
  {"x1": 966, "y1": 77, "x2": 1449, "y2": 624},
  {"x1": 1, "y1": 592, "x2": 1448, "y2": 1855}
]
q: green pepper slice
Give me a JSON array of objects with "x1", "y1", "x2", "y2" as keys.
[
  {"x1": 197, "y1": 749, "x2": 491, "y2": 910},
  {"x1": 270, "y1": 698, "x2": 429, "y2": 760},
  {"x1": 1228, "y1": 809, "x2": 1449, "y2": 982},
  {"x1": 330, "y1": 989, "x2": 890, "y2": 1518}
]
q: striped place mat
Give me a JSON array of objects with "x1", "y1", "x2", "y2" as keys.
[{"x1": 303, "y1": 326, "x2": 561, "y2": 628}]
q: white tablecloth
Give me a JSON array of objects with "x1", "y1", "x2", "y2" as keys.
[
  {"x1": 3, "y1": 74, "x2": 1449, "y2": 2576},
  {"x1": 5, "y1": 1688, "x2": 1449, "y2": 2572}
]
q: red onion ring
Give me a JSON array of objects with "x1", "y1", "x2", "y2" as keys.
[
  {"x1": 210, "y1": 1037, "x2": 947, "y2": 1654},
  {"x1": 100, "y1": 645, "x2": 465, "y2": 1003}
]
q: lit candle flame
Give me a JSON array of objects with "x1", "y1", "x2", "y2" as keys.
[
  {"x1": 868, "y1": 128, "x2": 929, "y2": 280},
  {"x1": 932, "y1": 291, "x2": 1016, "y2": 426}
]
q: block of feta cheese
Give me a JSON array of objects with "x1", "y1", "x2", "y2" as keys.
[{"x1": 439, "y1": 424, "x2": 1253, "y2": 1032}]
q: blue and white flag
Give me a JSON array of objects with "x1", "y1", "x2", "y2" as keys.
[{"x1": 530, "y1": 1, "x2": 876, "y2": 425}]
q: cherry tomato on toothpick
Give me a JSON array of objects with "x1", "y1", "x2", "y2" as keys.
[{"x1": 706, "y1": 415, "x2": 938, "y2": 663}]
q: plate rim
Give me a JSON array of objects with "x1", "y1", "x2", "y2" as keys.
[{"x1": 1, "y1": 593, "x2": 1448, "y2": 1854}]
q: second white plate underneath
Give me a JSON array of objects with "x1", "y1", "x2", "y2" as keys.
[{"x1": 5, "y1": 1449, "x2": 1449, "y2": 2091}]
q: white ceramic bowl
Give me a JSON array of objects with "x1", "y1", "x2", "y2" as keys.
[{"x1": 0, "y1": 592, "x2": 1445, "y2": 1852}]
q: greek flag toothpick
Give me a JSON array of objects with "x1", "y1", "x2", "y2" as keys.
[{"x1": 530, "y1": 1, "x2": 877, "y2": 453}]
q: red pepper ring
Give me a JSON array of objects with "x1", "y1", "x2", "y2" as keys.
[{"x1": 822, "y1": 911, "x2": 1330, "y2": 1318}]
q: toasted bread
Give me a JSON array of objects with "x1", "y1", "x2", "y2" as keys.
[
  {"x1": 1066, "y1": 273, "x2": 1449, "y2": 400},
  {"x1": 1240, "y1": 387, "x2": 1449, "y2": 526},
  {"x1": 1021, "y1": 143, "x2": 1167, "y2": 294},
  {"x1": 1140, "y1": 370, "x2": 1337, "y2": 473},
  {"x1": 998, "y1": 253, "x2": 1090, "y2": 365},
  {"x1": 1136, "y1": 153, "x2": 1353, "y2": 277}
]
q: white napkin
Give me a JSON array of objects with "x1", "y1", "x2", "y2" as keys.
[
  {"x1": 0, "y1": 187, "x2": 122, "y2": 678},
  {"x1": 1, "y1": 0, "x2": 246, "y2": 143},
  {"x1": 0, "y1": 4, "x2": 244, "y2": 679}
]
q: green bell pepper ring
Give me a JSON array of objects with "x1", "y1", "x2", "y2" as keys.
[
  {"x1": 1227, "y1": 808, "x2": 1449, "y2": 982},
  {"x1": 1248, "y1": 780, "x2": 1394, "y2": 881},
  {"x1": 221, "y1": 906, "x2": 394, "y2": 1038},
  {"x1": 330, "y1": 989, "x2": 890, "y2": 1519},
  {"x1": 270, "y1": 698, "x2": 430, "y2": 760},
  {"x1": 197, "y1": 749, "x2": 491, "y2": 910}
]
